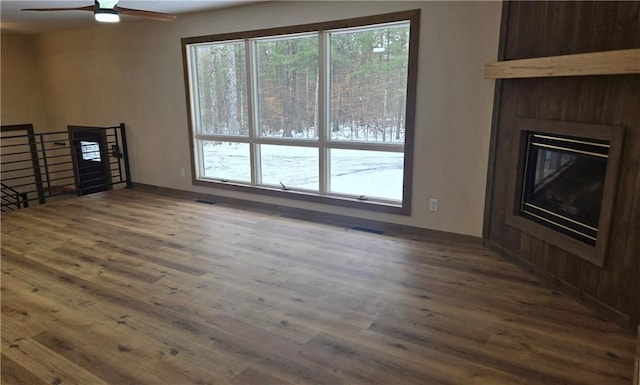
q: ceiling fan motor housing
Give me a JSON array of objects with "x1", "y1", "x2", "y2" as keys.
[{"x1": 97, "y1": 0, "x2": 119, "y2": 9}]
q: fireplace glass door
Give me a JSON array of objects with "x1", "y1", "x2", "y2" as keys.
[{"x1": 520, "y1": 133, "x2": 609, "y2": 246}]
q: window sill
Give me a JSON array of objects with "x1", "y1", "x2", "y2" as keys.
[{"x1": 192, "y1": 179, "x2": 410, "y2": 215}]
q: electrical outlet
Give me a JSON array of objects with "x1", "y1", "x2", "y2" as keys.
[
  {"x1": 179, "y1": 168, "x2": 185, "y2": 178},
  {"x1": 429, "y1": 198, "x2": 439, "y2": 212}
]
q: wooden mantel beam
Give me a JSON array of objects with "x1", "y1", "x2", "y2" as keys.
[{"x1": 484, "y1": 48, "x2": 640, "y2": 79}]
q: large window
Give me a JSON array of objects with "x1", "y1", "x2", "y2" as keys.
[{"x1": 182, "y1": 10, "x2": 419, "y2": 214}]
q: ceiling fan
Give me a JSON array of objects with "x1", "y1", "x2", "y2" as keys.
[{"x1": 22, "y1": 0, "x2": 177, "y2": 23}]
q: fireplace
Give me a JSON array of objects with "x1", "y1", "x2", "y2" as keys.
[
  {"x1": 520, "y1": 133, "x2": 608, "y2": 246},
  {"x1": 506, "y1": 118, "x2": 623, "y2": 267}
]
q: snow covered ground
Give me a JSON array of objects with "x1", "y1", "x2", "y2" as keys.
[{"x1": 202, "y1": 141, "x2": 403, "y2": 201}]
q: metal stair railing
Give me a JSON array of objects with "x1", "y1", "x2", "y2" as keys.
[
  {"x1": 1, "y1": 182, "x2": 28, "y2": 212},
  {"x1": 1, "y1": 123, "x2": 133, "y2": 210}
]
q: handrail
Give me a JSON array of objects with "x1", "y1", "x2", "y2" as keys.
[
  {"x1": 1, "y1": 181, "x2": 21, "y2": 196},
  {"x1": 0, "y1": 182, "x2": 28, "y2": 210}
]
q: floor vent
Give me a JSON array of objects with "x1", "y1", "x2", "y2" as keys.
[
  {"x1": 195, "y1": 199, "x2": 216, "y2": 205},
  {"x1": 351, "y1": 226, "x2": 384, "y2": 235}
]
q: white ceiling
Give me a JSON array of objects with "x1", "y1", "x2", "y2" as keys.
[{"x1": 0, "y1": 1, "x2": 263, "y2": 34}]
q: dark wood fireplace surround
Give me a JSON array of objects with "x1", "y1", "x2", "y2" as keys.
[
  {"x1": 483, "y1": 1, "x2": 640, "y2": 331},
  {"x1": 505, "y1": 118, "x2": 624, "y2": 268}
]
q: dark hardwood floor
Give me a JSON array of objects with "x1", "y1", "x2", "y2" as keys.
[{"x1": 1, "y1": 189, "x2": 635, "y2": 384}]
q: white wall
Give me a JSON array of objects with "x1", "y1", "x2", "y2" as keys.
[
  {"x1": 1, "y1": 33, "x2": 48, "y2": 130},
  {"x1": 26, "y1": 1, "x2": 500, "y2": 237}
]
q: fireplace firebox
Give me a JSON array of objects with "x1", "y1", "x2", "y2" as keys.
[
  {"x1": 506, "y1": 118, "x2": 623, "y2": 267},
  {"x1": 521, "y1": 133, "x2": 609, "y2": 246}
]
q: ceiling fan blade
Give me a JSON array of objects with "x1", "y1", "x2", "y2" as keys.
[
  {"x1": 115, "y1": 6, "x2": 177, "y2": 22},
  {"x1": 21, "y1": 5, "x2": 96, "y2": 12}
]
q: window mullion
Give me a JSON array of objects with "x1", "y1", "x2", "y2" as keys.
[
  {"x1": 246, "y1": 39, "x2": 261, "y2": 185},
  {"x1": 326, "y1": 141, "x2": 405, "y2": 152},
  {"x1": 188, "y1": 48, "x2": 204, "y2": 178},
  {"x1": 318, "y1": 31, "x2": 329, "y2": 195},
  {"x1": 194, "y1": 134, "x2": 252, "y2": 143},
  {"x1": 197, "y1": 140, "x2": 205, "y2": 180},
  {"x1": 188, "y1": 48, "x2": 202, "y2": 137}
]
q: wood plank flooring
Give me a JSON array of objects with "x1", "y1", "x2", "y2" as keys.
[{"x1": 1, "y1": 189, "x2": 635, "y2": 385}]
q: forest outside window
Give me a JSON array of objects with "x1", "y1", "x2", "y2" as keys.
[{"x1": 182, "y1": 10, "x2": 419, "y2": 214}]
